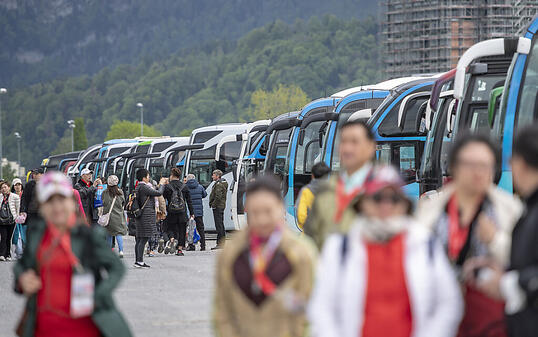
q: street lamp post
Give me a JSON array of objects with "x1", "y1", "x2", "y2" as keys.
[
  {"x1": 14, "y1": 132, "x2": 21, "y2": 177},
  {"x1": 137, "y1": 102, "x2": 144, "y2": 137},
  {"x1": 67, "y1": 120, "x2": 76, "y2": 152},
  {"x1": 0, "y1": 87, "x2": 7, "y2": 180}
]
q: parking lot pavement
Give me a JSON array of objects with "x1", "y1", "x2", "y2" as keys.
[{"x1": 0, "y1": 236, "x2": 218, "y2": 337}]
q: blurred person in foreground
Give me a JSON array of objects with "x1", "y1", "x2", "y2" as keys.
[
  {"x1": 304, "y1": 120, "x2": 376, "y2": 249},
  {"x1": 416, "y1": 133, "x2": 522, "y2": 337},
  {"x1": 213, "y1": 174, "x2": 317, "y2": 337},
  {"x1": 308, "y1": 165, "x2": 463, "y2": 337},
  {"x1": 466, "y1": 125, "x2": 538, "y2": 337},
  {"x1": 296, "y1": 162, "x2": 330, "y2": 231},
  {"x1": 13, "y1": 171, "x2": 132, "y2": 337}
]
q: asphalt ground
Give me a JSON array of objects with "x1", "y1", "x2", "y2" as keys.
[{"x1": 0, "y1": 236, "x2": 218, "y2": 337}]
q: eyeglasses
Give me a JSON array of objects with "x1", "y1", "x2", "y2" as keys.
[
  {"x1": 370, "y1": 192, "x2": 405, "y2": 204},
  {"x1": 456, "y1": 160, "x2": 495, "y2": 172}
]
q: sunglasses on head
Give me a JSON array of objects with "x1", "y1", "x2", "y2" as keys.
[{"x1": 370, "y1": 192, "x2": 405, "y2": 204}]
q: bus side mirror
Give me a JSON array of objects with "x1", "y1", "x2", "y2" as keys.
[
  {"x1": 488, "y1": 86, "x2": 504, "y2": 128},
  {"x1": 416, "y1": 101, "x2": 428, "y2": 135},
  {"x1": 446, "y1": 100, "x2": 457, "y2": 135},
  {"x1": 424, "y1": 103, "x2": 433, "y2": 131}
]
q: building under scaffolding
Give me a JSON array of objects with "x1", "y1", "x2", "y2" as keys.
[{"x1": 381, "y1": 1, "x2": 538, "y2": 78}]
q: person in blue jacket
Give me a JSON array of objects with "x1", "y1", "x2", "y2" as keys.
[{"x1": 185, "y1": 173, "x2": 208, "y2": 251}]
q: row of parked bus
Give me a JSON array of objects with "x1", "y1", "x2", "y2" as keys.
[{"x1": 40, "y1": 16, "x2": 538, "y2": 233}]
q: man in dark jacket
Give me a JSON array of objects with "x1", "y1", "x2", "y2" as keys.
[
  {"x1": 475, "y1": 125, "x2": 538, "y2": 337},
  {"x1": 74, "y1": 168, "x2": 100, "y2": 226},
  {"x1": 185, "y1": 173, "x2": 208, "y2": 251},
  {"x1": 209, "y1": 169, "x2": 228, "y2": 250},
  {"x1": 20, "y1": 168, "x2": 44, "y2": 226},
  {"x1": 163, "y1": 168, "x2": 194, "y2": 256}
]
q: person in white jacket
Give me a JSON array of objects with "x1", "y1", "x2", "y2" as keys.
[
  {"x1": 0, "y1": 181, "x2": 20, "y2": 261},
  {"x1": 308, "y1": 165, "x2": 463, "y2": 337}
]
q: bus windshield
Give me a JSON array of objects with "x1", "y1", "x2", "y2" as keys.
[
  {"x1": 190, "y1": 143, "x2": 239, "y2": 188},
  {"x1": 330, "y1": 111, "x2": 354, "y2": 171},
  {"x1": 295, "y1": 121, "x2": 326, "y2": 175}
]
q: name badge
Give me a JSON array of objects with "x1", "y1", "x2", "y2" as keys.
[{"x1": 70, "y1": 271, "x2": 95, "y2": 318}]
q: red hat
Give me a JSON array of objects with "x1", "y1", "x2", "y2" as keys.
[{"x1": 364, "y1": 165, "x2": 405, "y2": 195}]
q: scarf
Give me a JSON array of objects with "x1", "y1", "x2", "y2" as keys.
[
  {"x1": 354, "y1": 216, "x2": 409, "y2": 243},
  {"x1": 249, "y1": 226, "x2": 283, "y2": 295}
]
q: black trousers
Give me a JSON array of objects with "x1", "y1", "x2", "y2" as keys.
[
  {"x1": 165, "y1": 213, "x2": 187, "y2": 247},
  {"x1": 0, "y1": 223, "x2": 15, "y2": 258},
  {"x1": 194, "y1": 216, "x2": 206, "y2": 248},
  {"x1": 135, "y1": 236, "x2": 149, "y2": 263},
  {"x1": 212, "y1": 208, "x2": 225, "y2": 244}
]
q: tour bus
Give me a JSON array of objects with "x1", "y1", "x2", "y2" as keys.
[
  {"x1": 320, "y1": 77, "x2": 426, "y2": 170},
  {"x1": 147, "y1": 137, "x2": 190, "y2": 181},
  {"x1": 263, "y1": 111, "x2": 301, "y2": 178},
  {"x1": 486, "y1": 17, "x2": 537, "y2": 192},
  {"x1": 92, "y1": 139, "x2": 140, "y2": 180},
  {"x1": 67, "y1": 144, "x2": 103, "y2": 182},
  {"x1": 214, "y1": 120, "x2": 271, "y2": 229},
  {"x1": 278, "y1": 98, "x2": 339, "y2": 228},
  {"x1": 120, "y1": 137, "x2": 183, "y2": 195},
  {"x1": 418, "y1": 69, "x2": 457, "y2": 195},
  {"x1": 352, "y1": 76, "x2": 440, "y2": 198},
  {"x1": 418, "y1": 49, "x2": 513, "y2": 195},
  {"x1": 182, "y1": 123, "x2": 251, "y2": 231},
  {"x1": 41, "y1": 151, "x2": 82, "y2": 173}
]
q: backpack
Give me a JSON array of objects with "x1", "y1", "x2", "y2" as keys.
[
  {"x1": 169, "y1": 184, "x2": 185, "y2": 213},
  {"x1": 126, "y1": 190, "x2": 149, "y2": 219},
  {"x1": 0, "y1": 199, "x2": 13, "y2": 225}
]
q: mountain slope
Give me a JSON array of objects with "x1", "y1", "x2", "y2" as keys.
[
  {"x1": 0, "y1": 0, "x2": 379, "y2": 87},
  {"x1": 3, "y1": 15, "x2": 381, "y2": 168}
]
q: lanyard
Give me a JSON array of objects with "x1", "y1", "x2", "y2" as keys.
[
  {"x1": 249, "y1": 228, "x2": 283, "y2": 296},
  {"x1": 447, "y1": 195, "x2": 470, "y2": 261}
]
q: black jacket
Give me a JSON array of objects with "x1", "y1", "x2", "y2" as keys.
[
  {"x1": 163, "y1": 180, "x2": 194, "y2": 221},
  {"x1": 135, "y1": 183, "x2": 164, "y2": 238},
  {"x1": 20, "y1": 180, "x2": 38, "y2": 215},
  {"x1": 507, "y1": 189, "x2": 538, "y2": 337},
  {"x1": 74, "y1": 179, "x2": 97, "y2": 224}
]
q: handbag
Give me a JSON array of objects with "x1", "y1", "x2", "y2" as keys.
[
  {"x1": 98, "y1": 196, "x2": 116, "y2": 227},
  {"x1": 187, "y1": 218, "x2": 196, "y2": 244}
]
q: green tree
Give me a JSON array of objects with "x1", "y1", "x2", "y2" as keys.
[
  {"x1": 2, "y1": 164, "x2": 17, "y2": 183},
  {"x1": 246, "y1": 84, "x2": 310, "y2": 121},
  {"x1": 105, "y1": 120, "x2": 162, "y2": 140},
  {"x1": 74, "y1": 118, "x2": 88, "y2": 151},
  {"x1": 52, "y1": 135, "x2": 72, "y2": 155}
]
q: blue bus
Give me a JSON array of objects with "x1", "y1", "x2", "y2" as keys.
[
  {"x1": 365, "y1": 77, "x2": 442, "y2": 198},
  {"x1": 493, "y1": 19, "x2": 537, "y2": 192},
  {"x1": 450, "y1": 19, "x2": 536, "y2": 192}
]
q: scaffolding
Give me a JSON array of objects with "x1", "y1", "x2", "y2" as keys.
[{"x1": 381, "y1": 0, "x2": 535, "y2": 78}]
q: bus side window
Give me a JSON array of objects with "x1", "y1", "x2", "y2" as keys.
[
  {"x1": 397, "y1": 145, "x2": 417, "y2": 183},
  {"x1": 377, "y1": 142, "x2": 419, "y2": 184}
]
